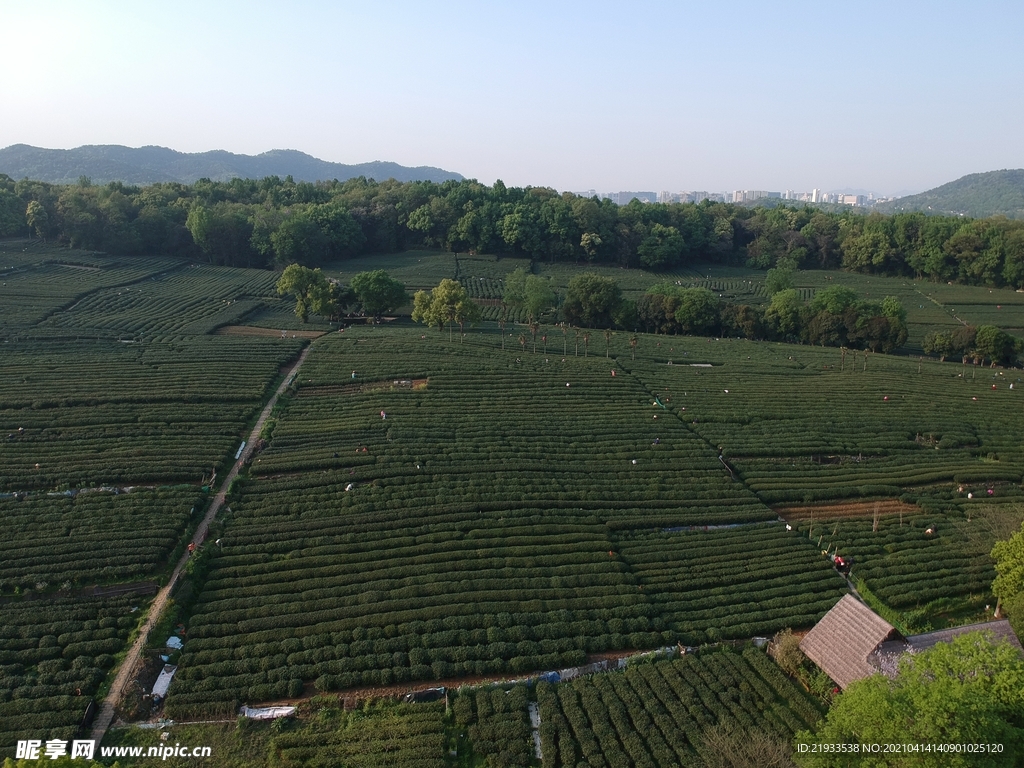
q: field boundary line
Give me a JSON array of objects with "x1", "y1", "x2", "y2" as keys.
[
  {"x1": 89, "y1": 343, "x2": 313, "y2": 744},
  {"x1": 34, "y1": 262, "x2": 188, "y2": 328}
]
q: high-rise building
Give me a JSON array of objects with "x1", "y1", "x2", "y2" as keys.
[{"x1": 811, "y1": 189, "x2": 821, "y2": 203}]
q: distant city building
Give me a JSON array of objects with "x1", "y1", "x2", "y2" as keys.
[
  {"x1": 577, "y1": 187, "x2": 878, "y2": 207},
  {"x1": 732, "y1": 190, "x2": 781, "y2": 203},
  {"x1": 605, "y1": 191, "x2": 656, "y2": 205}
]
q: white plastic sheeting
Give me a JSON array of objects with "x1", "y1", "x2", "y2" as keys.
[
  {"x1": 240, "y1": 705, "x2": 296, "y2": 720},
  {"x1": 152, "y1": 665, "x2": 177, "y2": 697}
]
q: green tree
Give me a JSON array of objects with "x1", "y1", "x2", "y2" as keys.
[
  {"x1": 25, "y1": 200, "x2": 49, "y2": 240},
  {"x1": 561, "y1": 272, "x2": 623, "y2": 328},
  {"x1": 503, "y1": 266, "x2": 528, "y2": 308},
  {"x1": 503, "y1": 267, "x2": 554, "y2": 321},
  {"x1": 974, "y1": 325, "x2": 1021, "y2": 367},
  {"x1": 453, "y1": 294, "x2": 482, "y2": 342},
  {"x1": 637, "y1": 223, "x2": 685, "y2": 269},
  {"x1": 350, "y1": 270, "x2": 408, "y2": 318},
  {"x1": 768, "y1": 629, "x2": 805, "y2": 678},
  {"x1": 580, "y1": 231, "x2": 602, "y2": 261},
  {"x1": 923, "y1": 330, "x2": 954, "y2": 361},
  {"x1": 412, "y1": 278, "x2": 477, "y2": 342},
  {"x1": 276, "y1": 263, "x2": 329, "y2": 322},
  {"x1": 523, "y1": 275, "x2": 555, "y2": 322},
  {"x1": 992, "y1": 520, "x2": 1024, "y2": 633},
  {"x1": 309, "y1": 280, "x2": 353, "y2": 322},
  {"x1": 765, "y1": 289, "x2": 804, "y2": 338},
  {"x1": 185, "y1": 203, "x2": 211, "y2": 254},
  {"x1": 809, "y1": 285, "x2": 858, "y2": 315},
  {"x1": 795, "y1": 632, "x2": 1024, "y2": 767},
  {"x1": 765, "y1": 265, "x2": 795, "y2": 295},
  {"x1": 675, "y1": 287, "x2": 720, "y2": 335}
]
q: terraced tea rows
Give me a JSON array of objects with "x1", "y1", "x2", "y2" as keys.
[
  {"x1": 166, "y1": 328, "x2": 852, "y2": 716},
  {"x1": 1, "y1": 337, "x2": 304, "y2": 490},
  {"x1": 792, "y1": 504, "x2": 996, "y2": 615},
  {"x1": 0, "y1": 595, "x2": 141, "y2": 749},
  {"x1": 0, "y1": 487, "x2": 203, "y2": 593},
  {"x1": 169, "y1": 507, "x2": 653, "y2": 717},
  {"x1": 0, "y1": 243, "x2": 177, "y2": 332},
  {"x1": 618, "y1": 525, "x2": 847, "y2": 644},
  {"x1": 271, "y1": 700, "x2": 447, "y2": 768},
  {"x1": 537, "y1": 649, "x2": 822, "y2": 767},
  {"x1": 37, "y1": 264, "x2": 280, "y2": 337},
  {"x1": 628, "y1": 341, "x2": 1024, "y2": 504},
  {"x1": 255, "y1": 333, "x2": 769, "y2": 527}
]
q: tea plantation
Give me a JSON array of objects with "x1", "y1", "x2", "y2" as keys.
[{"x1": 3, "y1": 242, "x2": 1022, "y2": 764}]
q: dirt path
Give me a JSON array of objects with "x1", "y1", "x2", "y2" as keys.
[{"x1": 89, "y1": 345, "x2": 313, "y2": 744}]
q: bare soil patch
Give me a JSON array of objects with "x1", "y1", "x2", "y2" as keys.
[
  {"x1": 299, "y1": 378, "x2": 429, "y2": 397},
  {"x1": 775, "y1": 498, "x2": 920, "y2": 522},
  {"x1": 215, "y1": 325, "x2": 326, "y2": 338}
]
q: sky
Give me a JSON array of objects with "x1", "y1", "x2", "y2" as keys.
[{"x1": 2, "y1": 0, "x2": 1022, "y2": 196}]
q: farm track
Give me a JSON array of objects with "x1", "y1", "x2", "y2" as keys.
[{"x1": 89, "y1": 343, "x2": 314, "y2": 745}]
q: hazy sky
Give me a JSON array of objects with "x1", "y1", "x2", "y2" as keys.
[{"x1": 3, "y1": 1, "x2": 1022, "y2": 195}]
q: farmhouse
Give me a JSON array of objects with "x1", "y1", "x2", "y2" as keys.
[{"x1": 799, "y1": 594, "x2": 1023, "y2": 689}]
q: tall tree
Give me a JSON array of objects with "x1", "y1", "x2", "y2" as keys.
[
  {"x1": 350, "y1": 270, "x2": 408, "y2": 318},
  {"x1": 25, "y1": 200, "x2": 49, "y2": 240},
  {"x1": 276, "y1": 263, "x2": 329, "y2": 322},
  {"x1": 561, "y1": 272, "x2": 624, "y2": 328},
  {"x1": 992, "y1": 520, "x2": 1024, "y2": 634},
  {"x1": 412, "y1": 278, "x2": 478, "y2": 342}
]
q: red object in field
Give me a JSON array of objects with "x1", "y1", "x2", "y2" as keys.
[
  {"x1": 609, "y1": 550, "x2": 614, "y2": 557},
  {"x1": 883, "y1": 396, "x2": 888, "y2": 401},
  {"x1": 993, "y1": 385, "x2": 997, "y2": 389},
  {"x1": 611, "y1": 370, "x2": 616, "y2": 377}
]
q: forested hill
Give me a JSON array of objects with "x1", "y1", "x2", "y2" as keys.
[
  {"x1": 0, "y1": 144, "x2": 464, "y2": 186},
  {"x1": 880, "y1": 169, "x2": 1024, "y2": 219}
]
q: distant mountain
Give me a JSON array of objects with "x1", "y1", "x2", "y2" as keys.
[
  {"x1": 0, "y1": 144, "x2": 464, "y2": 186},
  {"x1": 877, "y1": 169, "x2": 1024, "y2": 219}
]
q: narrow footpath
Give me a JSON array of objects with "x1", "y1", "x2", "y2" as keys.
[{"x1": 90, "y1": 344, "x2": 313, "y2": 744}]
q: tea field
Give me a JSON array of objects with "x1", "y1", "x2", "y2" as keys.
[
  {"x1": 1, "y1": 243, "x2": 310, "y2": 758},
  {"x1": 103, "y1": 647, "x2": 823, "y2": 767},
  {"x1": 3, "y1": 243, "x2": 1023, "y2": 764},
  {"x1": 0, "y1": 594, "x2": 141, "y2": 750},
  {"x1": 534, "y1": 648, "x2": 822, "y2": 767}
]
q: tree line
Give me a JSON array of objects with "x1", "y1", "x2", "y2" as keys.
[
  {"x1": 5, "y1": 173, "x2": 1024, "y2": 287},
  {"x1": 278, "y1": 260, "x2": 1024, "y2": 363}
]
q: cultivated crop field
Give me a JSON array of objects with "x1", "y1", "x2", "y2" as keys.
[
  {"x1": 0, "y1": 595, "x2": 140, "y2": 749},
  {"x1": 0, "y1": 336, "x2": 304, "y2": 490},
  {"x1": 1, "y1": 244, "x2": 310, "y2": 757},
  {"x1": 0, "y1": 241, "x2": 179, "y2": 332},
  {"x1": 165, "y1": 316, "x2": 1021, "y2": 718},
  {"x1": 535, "y1": 648, "x2": 822, "y2": 767},
  {"x1": 4, "y1": 243, "x2": 1022, "y2": 764},
  {"x1": 0, "y1": 487, "x2": 204, "y2": 592}
]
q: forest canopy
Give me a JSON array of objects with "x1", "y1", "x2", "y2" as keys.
[{"x1": 4, "y1": 173, "x2": 1024, "y2": 288}]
